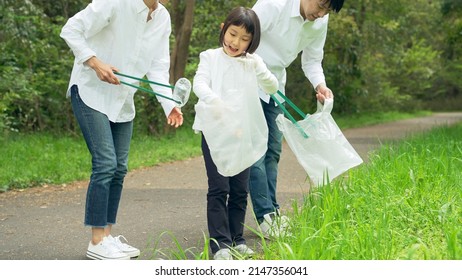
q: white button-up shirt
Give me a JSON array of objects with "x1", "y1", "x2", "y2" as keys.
[
  {"x1": 253, "y1": 0, "x2": 328, "y2": 103},
  {"x1": 60, "y1": 0, "x2": 175, "y2": 122}
]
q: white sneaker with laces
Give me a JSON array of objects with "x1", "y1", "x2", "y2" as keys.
[
  {"x1": 108, "y1": 235, "x2": 140, "y2": 258},
  {"x1": 214, "y1": 248, "x2": 233, "y2": 260},
  {"x1": 233, "y1": 244, "x2": 255, "y2": 258},
  {"x1": 86, "y1": 237, "x2": 130, "y2": 260}
]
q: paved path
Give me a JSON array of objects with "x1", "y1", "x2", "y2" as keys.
[{"x1": 1, "y1": 112, "x2": 461, "y2": 260}]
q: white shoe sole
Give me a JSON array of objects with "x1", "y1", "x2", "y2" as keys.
[
  {"x1": 124, "y1": 250, "x2": 140, "y2": 258},
  {"x1": 86, "y1": 251, "x2": 130, "y2": 260}
]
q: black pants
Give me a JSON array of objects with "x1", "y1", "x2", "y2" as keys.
[{"x1": 202, "y1": 135, "x2": 249, "y2": 253}]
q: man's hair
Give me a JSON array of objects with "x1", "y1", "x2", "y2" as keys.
[
  {"x1": 328, "y1": 0, "x2": 345, "y2": 13},
  {"x1": 219, "y1": 7, "x2": 261, "y2": 54}
]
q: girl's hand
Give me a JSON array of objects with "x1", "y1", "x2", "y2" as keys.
[{"x1": 240, "y1": 53, "x2": 266, "y2": 75}]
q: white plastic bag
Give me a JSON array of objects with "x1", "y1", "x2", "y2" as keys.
[
  {"x1": 194, "y1": 89, "x2": 268, "y2": 177},
  {"x1": 276, "y1": 98, "x2": 363, "y2": 185}
]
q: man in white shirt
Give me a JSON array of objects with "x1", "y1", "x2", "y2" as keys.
[
  {"x1": 250, "y1": 0, "x2": 344, "y2": 238},
  {"x1": 60, "y1": 0, "x2": 183, "y2": 260}
]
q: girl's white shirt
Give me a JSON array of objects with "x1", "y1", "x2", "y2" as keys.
[
  {"x1": 60, "y1": 0, "x2": 175, "y2": 122},
  {"x1": 192, "y1": 48, "x2": 278, "y2": 176}
]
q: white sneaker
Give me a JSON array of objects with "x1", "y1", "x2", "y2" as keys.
[
  {"x1": 108, "y1": 235, "x2": 140, "y2": 258},
  {"x1": 214, "y1": 248, "x2": 233, "y2": 260},
  {"x1": 279, "y1": 215, "x2": 290, "y2": 229},
  {"x1": 233, "y1": 244, "x2": 255, "y2": 258},
  {"x1": 86, "y1": 237, "x2": 130, "y2": 260},
  {"x1": 259, "y1": 212, "x2": 291, "y2": 239}
]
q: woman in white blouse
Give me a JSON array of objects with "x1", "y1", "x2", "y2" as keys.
[
  {"x1": 60, "y1": 0, "x2": 183, "y2": 260},
  {"x1": 192, "y1": 7, "x2": 278, "y2": 260}
]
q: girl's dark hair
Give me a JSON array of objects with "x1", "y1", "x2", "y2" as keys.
[{"x1": 219, "y1": 7, "x2": 261, "y2": 54}]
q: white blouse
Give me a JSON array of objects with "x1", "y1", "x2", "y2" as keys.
[
  {"x1": 192, "y1": 48, "x2": 278, "y2": 176},
  {"x1": 60, "y1": 0, "x2": 175, "y2": 122}
]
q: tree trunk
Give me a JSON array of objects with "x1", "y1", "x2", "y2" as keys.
[{"x1": 170, "y1": 0, "x2": 195, "y2": 83}]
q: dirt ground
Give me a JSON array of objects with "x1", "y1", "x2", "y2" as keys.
[{"x1": 1, "y1": 112, "x2": 461, "y2": 260}]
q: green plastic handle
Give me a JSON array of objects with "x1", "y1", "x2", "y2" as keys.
[
  {"x1": 271, "y1": 95, "x2": 309, "y2": 139},
  {"x1": 120, "y1": 81, "x2": 181, "y2": 104},
  {"x1": 114, "y1": 72, "x2": 174, "y2": 89}
]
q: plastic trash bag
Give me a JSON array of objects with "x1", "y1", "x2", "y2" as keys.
[
  {"x1": 172, "y1": 77, "x2": 191, "y2": 107},
  {"x1": 276, "y1": 98, "x2": 363, "y2": 185},
  {"x1": 194, "y1": 89, "x2": 268, "y2": 177}
]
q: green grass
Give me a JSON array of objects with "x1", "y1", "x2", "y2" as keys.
[
  {"x1": 143, "y1": 231, "x2": 212, "y2": 260},
  {"x1": 0, "y1": 111, "x2": 428, "y2": 192},
  {"x1": 261, "y1": 122, "x2": 462, "y2": 260},
  {"x1": 0, "y1": 126, "x2": 201, "y2": 191}
]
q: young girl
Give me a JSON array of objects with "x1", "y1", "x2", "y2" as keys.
[{"x1": 192, "y1": 7, "x2": 278, "y2": 260}]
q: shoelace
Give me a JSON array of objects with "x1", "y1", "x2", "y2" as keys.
[
  {"x1": 113, "y1": 235, "x2": 132, "y2": 249},
  {"x1": 101, "y1": 238, "x2": 124, "y2": 254}
]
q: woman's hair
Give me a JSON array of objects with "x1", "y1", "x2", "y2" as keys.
[{"x1": 219, "y1": 7, "x2": 261, "y2": 54}]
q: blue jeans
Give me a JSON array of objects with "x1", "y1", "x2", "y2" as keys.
[
  {"x1": 70, "y1": 85, "x2": 133, "y2": 227},
  {"x1": 249, "y1": 99, "x2": 283, "y2": 223}
]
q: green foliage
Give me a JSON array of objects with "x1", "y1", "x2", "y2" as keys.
[
  {"x1": 0, "y1": 0, "x2": 75, "y2": 133},
  {"x1": 438, "y1": 0, "x2": 462, "y2": 96},
  {"x1": 0, "y1": 0, "x2": 460, "y2": 135},
  {"x1": 288, "y1": 0, "x2": 460, "y2": 115},
  {"x1": 334, "y1": 0, "x2": 442, "y2": 113},
  {"x1": 322, "y1": 13, "x2": 363, "y2": 114},
  {"x1": 30, "y1": 0, "x2": 90, "y2": 18}
]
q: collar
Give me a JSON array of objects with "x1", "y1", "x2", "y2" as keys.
[
  {"x1": 290, "y1": 0, "x2": 302, "y2": 18},
  {"x1": 136, "y1": 0, "x2": 148, "y2": 13}
]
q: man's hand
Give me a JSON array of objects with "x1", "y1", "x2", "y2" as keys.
[
  {"x1": 167, "y1": 107, "x2": 184, "y2": 128},
  {"x1": 315, "y1": 83, "x2": 334, "y2": 104},
  {"x1": 85, "y1": 56, "x2": 120, "y2": 85}
]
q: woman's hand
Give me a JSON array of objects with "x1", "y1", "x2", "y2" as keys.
[
  {"x1": 167, "y1": 107, "x2": 184, "y2": 128},
  {"x1": 85, "y1": 56, "x2": 120, "y2": 85}
]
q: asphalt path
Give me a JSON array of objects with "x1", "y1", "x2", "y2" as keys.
[{"x1": 1, "y1": 112, "x2": 461, "y2": 260}]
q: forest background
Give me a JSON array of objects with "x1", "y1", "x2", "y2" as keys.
[{"x1": 1, "y1": 0, "x2": 461, "y2": 137}]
